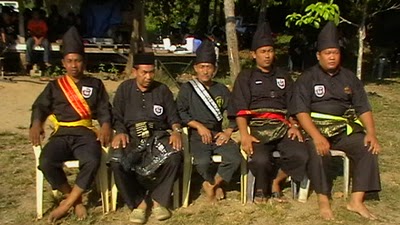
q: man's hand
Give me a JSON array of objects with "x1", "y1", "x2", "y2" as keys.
[
  {"x1": 112, "y1": 133, "x2": 129, "y2": 149},
  {"x1": 29, "y1": 121, "x2": 44, "y2": 146},
  {"x1": 214, "y1": 130, "x2": 232, "y2": 146},
  {"x1": 313, "y1": 134, "x2": 330, "y2": 156},
  {"x1": 169, "y1": 131, "x2": 182, "y2": 151},
  {"x1": 364, "y1": 133, "x2": 381, "y2": 154},
  {"x1": 241, "y1": 133, "x2": 260, "y2": 156},
  {"x1": 287, "y1": 127, "x2": 304, "y2": 142},
  {"x1": 97, "y1": 123, "x2": 112, "y2": 147},
  {"x1": 197, "y1": 125, "x2": 212, "y2": 144}
]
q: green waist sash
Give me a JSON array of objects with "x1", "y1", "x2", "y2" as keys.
[{"x1": 311, "y1": 111, "x2": 364, "y2": 138}]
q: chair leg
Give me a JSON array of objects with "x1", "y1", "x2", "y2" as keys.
[
  {"x1": 110, "y1": 172, "x2": 118, "y2": 211},
  {"x1": 298, "y1": 176, "x2": 310, "y2": 203},
  {"x1": 33, "y1": 146, "x2": 43, "y2": 219},
  {"x1": 290, "y1": 177, "x2": 298, "y2": 199},
  {"x1": 240, "y1": 150, "x2": 248, "y2": 204},
  {"x1": 343, "y1": 155, "x2": 350, "y2": 199},
  {"x1": 173, "y1": 179, "x2": 180, "y2": 209},
  {"x1": 36, "y1": 163, "x2": 44, "y2": 219},
  {"x1": 246, "y1": 170, "x2": 255, "y2": 204},
  {"x1": 182, "y1": 157, "x2": 192, "y2": 207}
]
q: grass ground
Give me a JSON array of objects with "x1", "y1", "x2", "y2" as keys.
[{"x1": 1, "y1": 78, "x2": 400, "y2": 225}]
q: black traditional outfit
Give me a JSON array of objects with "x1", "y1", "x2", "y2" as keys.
[
  {"x1": 290, "y1": 21, "x2": 381, "y2": 195},
  {"x1": 176, "y1": 40, "x2": 241, "y2": 184},
  {"x1": 229, "y1": 22, "x2": 309, "y2": 196},
  {"x1": 32, "y1": 26, "x2": 112, "y2": 190},
  {"x1": 109, "y1": 53, "x2": 182, "y2": 209}
]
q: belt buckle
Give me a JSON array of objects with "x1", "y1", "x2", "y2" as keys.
[{"x1": 135, "y1": 122, "x2": 150, "y2": 138}]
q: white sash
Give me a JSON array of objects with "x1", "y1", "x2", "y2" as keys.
[{"x1": 189, "y1": 79, "x2": 223, "y2": 122}]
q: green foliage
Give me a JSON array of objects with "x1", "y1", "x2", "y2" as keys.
[
  {"x1": 98, "y1": 63, "x2": 106, "y2": 73},
  {"x1": 107, "y1": 63, "x2": 119, "y2": 75},
  {"x1": 286, "y1": 0, "x2": 340, "y2": 28},
  {"x1": 45, "y1": 65, "x2": 66, "y2": 77}
]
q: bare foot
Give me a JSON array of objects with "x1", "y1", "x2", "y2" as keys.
[
  {"x1": 347, "y1": 202, "x2": 377, "y2": 220},
  {"x1": 74, "y1": 203, "x2": 87, "y2": 221},
  {"x1": 202, "y1": 181, "x2": 216, "y2": 202},
  {"x1": 215, "y1": 187, "x2": 225, "y2": 200},
  {"x1": 319, "y1": 200, "x2": 334, "y2": 220},
  {"x1": 48, "y1": 200, "x2": 72, "y2": 224}
]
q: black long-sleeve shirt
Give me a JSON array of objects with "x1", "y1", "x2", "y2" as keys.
[
  {"x1": 112, "y1": 79, "x2": 181, "y2": 134},
  {"x1": 176, "y1": 80, "x2": 236, "y2": 131},
  {"x1": 290, "y1": 65, "x2": 371, "y2": 116},
  {"x1": 228, "y1": 67, "x2": 294, "y2": 117},
  {"x1": 31, "y1": 76, "x2": 112, "y2": 136}
]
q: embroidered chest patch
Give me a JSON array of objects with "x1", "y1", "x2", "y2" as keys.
[
  {"x1": 81, "y1": 86, "x2": 93, "y2": 98},
  {"x1": 153, "y1": 105, "x2": 164, "y2": 116},
  {"x1": 314, "y1": 85, "x2": 325, "y2": 98},
  {"x1": 276, "y1": 78, "x2": 285, "y2": 89}
]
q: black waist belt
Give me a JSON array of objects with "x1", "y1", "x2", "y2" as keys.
[{"x1": 128, "y1": 121, "x2": 168, "y2": 139}]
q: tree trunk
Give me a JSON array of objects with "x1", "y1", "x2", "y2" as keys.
[
  {"x1": 356, "y1": 2, "x2": 368, "y2": 80},
  {"x1": 195, "y1": 0, "x2": 212, "y2": 36},
  {"x1": 224, "y1": 0, "x2": 241, "y2": 83},
  {"x1": 124, "y1": 0, "x2": 143, "y2": 77}
]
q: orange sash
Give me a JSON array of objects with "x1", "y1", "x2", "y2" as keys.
[{"x1": 57, "y1": 75, "x2": 91, "y2": 119}]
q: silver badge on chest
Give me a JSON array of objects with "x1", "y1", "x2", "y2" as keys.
[
  {"x1": 276, "y1": 78, "x2": 285, "y2": 89},
  {"x1": 81, "y1": 86, "x2": 93, "y2": 98},
  {"x1": 314, "y1": 85, "x2": 325, "y2": 97},
  {"x1": 153, "y1": 105, "x2": 164, "y2": 116}
]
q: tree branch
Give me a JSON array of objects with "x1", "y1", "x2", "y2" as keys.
[
  {"x1": 339, "y1": 16, "x2": 359, "y2": 27},
  {"x1": 370, "y1": 3, "x2": 400, "y2": 17}
]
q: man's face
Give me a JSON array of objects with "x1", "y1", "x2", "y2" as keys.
[
  {"x1": 134, "y1": 65, "x2": 155, "y2": 89},
  {"x1": 62, "y1": 53, "x2": 84, "y2": 77},
  {"x1": 252, "y1": 46, "x2": 275, "y2": 69},
  {"x1": 194, "y1": 63, "x2": 215, "y2": 83},
  {"x1": 317, "y1": 48, "x2": 341, "y2": 72}
]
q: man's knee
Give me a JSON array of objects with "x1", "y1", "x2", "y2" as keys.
[
  {"x1": 38, "y1": 156, "x2": 59, "y2": 172},
  {"x1": 80, "y1": 156, "x2": 101, "y2": 172}
]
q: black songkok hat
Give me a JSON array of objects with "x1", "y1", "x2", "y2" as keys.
[
  {"x1": 62, "y1": 26, "x2": 84, "y2": 56},
  {"x1": 195, "y1": 39, "x2": 216, "y2": 65},
  {"x1": 133, "y1": 52, "x2": 155, "y2": 66},
  {"x1": 317, "y1": 21, "x2": 340, "y2": 52},
  {"x1": 251, "y1": 21, "x2": 274, "y2": 51}
]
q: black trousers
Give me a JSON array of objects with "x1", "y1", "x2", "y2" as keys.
[
  {"x1": 249, "y1": 134, "x2": 309, "y2": 194},
  {"x1": 110, "y1": 151, "x2": 182, "y2": 209},
  {"x1": 38, "y1": 135, "x2": 101, "y2": 190},
  {"x1": 190, "y1": 131, "x2": 242, "y2": 183},
  {"x1": 307, "y1": 132, "x2": 381, "y2": 195}
]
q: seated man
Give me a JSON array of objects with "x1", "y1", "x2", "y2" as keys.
[
  {"x1": 109, "y1": 52, "x2": 182, "y2": 224},
  {"x1": 0, "y1": 7, "x2": 19, "y2": 45},
  {"x1": 229, "y1": 22, "x2": 309, "y2": 203},
  {"x1": 291, "y1": 21, "x2": 381, "y2": 220},
  {"x1": 176, "y1": 40, "x2": 242, "y2": 202},
  {"x1": 29, "y1": 27, "x2": 112, "y2": 223},
  {"x1": 26, "y1": 7, "x2": 51, "y2": 69}
]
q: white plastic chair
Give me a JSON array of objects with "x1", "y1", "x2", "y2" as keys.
[
  {"x1": 181, "y1": 127, "x2": 248, "y2": 207},
  {"x1": 296, "y1": 149, "x2": 350, "y2": 202},
  {"x1": 33, "y1": 145, "x2": 111, "y2": 219}
]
